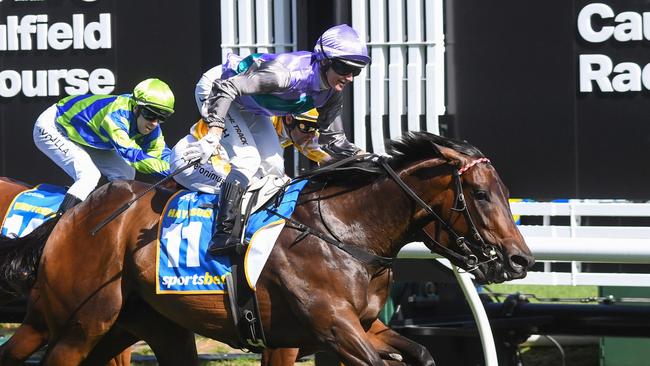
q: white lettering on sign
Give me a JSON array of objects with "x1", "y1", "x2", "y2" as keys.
[
  {"x1": 0, "y1": 12, "x2": 115, "y2": 98},
  {"x1": 578, "y1": 54, "x2": 650, "y2": 92},
  {"x1": 577, "y1": 3, "x2": 650, "y2": 93},
  {"x1": 0, "y1": 68, "x2": 115, "y2": 97},
  {"x1": 0, "y1": 14, "x2": 111, "y2": 51}
]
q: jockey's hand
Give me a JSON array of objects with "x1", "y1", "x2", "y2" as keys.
[{"x1": 183, "y1": 133, "x2": 219, "y2": 164}]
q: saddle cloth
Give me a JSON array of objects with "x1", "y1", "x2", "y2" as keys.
[
  {"x1": 156, "y1": 177, "x2": 308, "y2": 294},
  {"x1": 0, "y1": 184, "x2": 66, "y2": 238}
]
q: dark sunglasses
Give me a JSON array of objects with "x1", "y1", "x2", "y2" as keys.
[
  {"x1": 140, "y1": 106, "x2": 167, "y2": 122},
  {"x1": 286, "y1": 116, "x2": 318, "y2": 134},
  {"x1": 330, "y1": 58, "x2": 363, "y2": 77},
  {"x1": 294, "y1": 122, "x2": 318, "y2": 134}
]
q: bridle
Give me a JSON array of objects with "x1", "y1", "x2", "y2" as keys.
[
  {"x1": 378, "y1": 156, "x2": 500, "y2": 272},
  {"x1": 267, "y1": 154, "x2": 499, "y2": 272}
]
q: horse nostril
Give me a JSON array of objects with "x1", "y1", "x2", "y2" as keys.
[{"x1": 510, "y1": 254, "x2": 532, "y2": 270}]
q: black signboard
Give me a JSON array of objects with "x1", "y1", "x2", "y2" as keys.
[
  {"x1": 447, "y1": 0, "x2": 650, "y2": 200},
  {"x1": 0, "y1": 0, "x2": 219, "y2": 185}
]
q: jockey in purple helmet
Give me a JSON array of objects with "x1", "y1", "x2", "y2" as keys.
[{"x1": 183, "y1": 24, "x2": 370, "y2": 255}]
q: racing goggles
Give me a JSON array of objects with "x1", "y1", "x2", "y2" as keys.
[
  {"x1": 140, "y1": 106, "x2": 169, "y2": 122},
  {"x1": 287, "y1": 116, "x2": 318, "y2": 134},
  {"x1": 330, "y1": 58, "x2": 363, "y2": 77},
  {"x1": 294, "y1": 121, "x2": 318, "y2": 133}
]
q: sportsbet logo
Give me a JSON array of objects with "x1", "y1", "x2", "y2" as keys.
[{"x1": 161, "y1": 272, "x2": 228, "y2": 289}]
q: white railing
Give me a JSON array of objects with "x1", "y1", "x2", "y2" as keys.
[
  {"x1": 220, "y1": 0, "x2": 297, "y2": 60},
  {"x1": 351, "y1": 0, "x2": 445, "y2": 154},
  {"x1": 398, "y1": 199, "x2": 650, "y2": 365},
  {"x1": 400, "y1": 200, "x2": 650, "y2": 287},
  {"x1": 510, "y1": 200, "x2": 650, "y2": 287},
  {"x1": 220, "y1": 0, "x2": 445, "y2": 156}
]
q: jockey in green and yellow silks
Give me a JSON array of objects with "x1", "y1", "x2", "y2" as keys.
[{"x1": 33, "y1": 78, "x2": 175, "y2": 214}]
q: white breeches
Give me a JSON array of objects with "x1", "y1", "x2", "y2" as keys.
[
  {"x1": 33, "y1": 104, "x2": 135, "y2": 200},
  {"x1": 170, "y1": 109, "x2": 284, "y2": 193},
  {"x1": 222, "y1": 105, "x2": 285, "y2": 182}
]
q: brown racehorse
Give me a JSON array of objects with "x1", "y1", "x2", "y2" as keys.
[
  {"x1": 8, "y1": 132, "x2": 534, "y2": 365},
  {"x1": 0, "y1": 179, "x2": 479, "y2": 366},
  {"x1": 0, "y1": 178, "x2": 132, "y2": 366}
]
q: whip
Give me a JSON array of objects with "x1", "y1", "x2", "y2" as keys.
[{"x1": 90, "y1": 160, "x2": 197, "y2": 236}]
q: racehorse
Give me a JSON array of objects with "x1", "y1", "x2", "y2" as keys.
[
  {"x1": 0, "y1": 178, "x2": 132, "y2": 366},
  {"x1": 1, "y1": 182, "x2": 460, "y2": 366},
  {"x1": 8, "y1": 132, "x2": 534, "y2": 365}
]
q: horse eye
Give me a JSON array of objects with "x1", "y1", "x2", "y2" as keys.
[{"x1": 473, "y1": 190, "x2": 490, "y2": 201}]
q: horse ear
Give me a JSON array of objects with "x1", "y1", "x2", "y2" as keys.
[{"x1": 435, "y1": 145, "x2": 469, "y2": 169}]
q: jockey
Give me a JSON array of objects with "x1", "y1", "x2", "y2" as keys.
[
  {"x1": 33, "y1": 78, "x2": 175, "y2": 215},
  {"x1": 184, "y1": 24, "x2": 368, "y2": 254},
  {"x1": 170, "y1": 109, "x2": 331, "y2": 195}
]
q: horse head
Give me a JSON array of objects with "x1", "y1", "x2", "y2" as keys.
[{"x1": 387, "y1": 132, "x2": 534, "y2": 284}]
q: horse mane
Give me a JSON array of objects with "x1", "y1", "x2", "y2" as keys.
[
  {"x1": 306, "y1": 131, "x2": 484, "y2": 186},
  {"x1": 388, "y1": 131, "x2": 485, "y2": 166}
]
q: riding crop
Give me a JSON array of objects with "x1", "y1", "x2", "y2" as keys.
[{"x1": 90, "y1": 160, "x2": 198, "y2": 236}]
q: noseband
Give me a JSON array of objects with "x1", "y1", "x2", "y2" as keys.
[{"x1": 378, "y1": 156, "x2": 499, "y2": 272}]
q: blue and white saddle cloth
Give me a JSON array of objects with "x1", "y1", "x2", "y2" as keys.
[
  {"x1": 156, "y1": 179, "x2": 308, "y2": 294},
  {"x1": 0, "y1": 184, "x2": 66, "y2": 238}
]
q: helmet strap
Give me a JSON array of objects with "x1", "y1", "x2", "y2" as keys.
[{"x1": 319, "y1": 37, "x2": 333, "y2": 67}]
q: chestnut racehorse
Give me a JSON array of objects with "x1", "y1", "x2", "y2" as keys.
[
  {"x1": 0, "y1": 178, "x2": 132, "y2": 366},
  {"x1": 8, "y1": 132, "x2": 534, "y2": 365}
]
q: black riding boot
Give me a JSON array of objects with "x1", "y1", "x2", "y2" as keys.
[
  {"x1": 57, "y1": 193, "x2": 82, "y2": 216},
  {"x1": 208, "y1": 181, "x2": 246, "y2": 255}
]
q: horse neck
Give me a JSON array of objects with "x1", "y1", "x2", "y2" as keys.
[{"x1": 318, "y1": 172, "x2": 432, "y2": 259}]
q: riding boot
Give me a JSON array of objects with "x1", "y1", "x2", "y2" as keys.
[
  {"x1": 208, "y1": 181, "x2": 246, "y2": 256},
  {"x1": 57, "y1": 193, "x2": 82, "y2": 216}
]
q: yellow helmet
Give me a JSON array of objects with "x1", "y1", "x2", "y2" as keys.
[{"x1": 133, "y1": 78, "x2": 175, "y2": 117}]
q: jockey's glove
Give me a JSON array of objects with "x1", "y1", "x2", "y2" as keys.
[{"x1": 183, "y1": 133, "x2": 219, "y2": 164}]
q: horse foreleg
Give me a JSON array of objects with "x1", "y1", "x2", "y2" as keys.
[
  {"x1": 79, "y1": 295, "x2": 198, "y2": 366},
  {"x1": 261, "y1": 348, "x2": 300, "y2": 366},
  {"x1": 316, "y1": 310, "x2": 384, "y2": 366},
  {"x1": 262, "y1": 320, "x2": 435, "y2": 366},
  {"x1": 0, "y1": 291, "x2": 49, "y2": 366},
  {"x1": 80, "y1": 325, "x2": 136, "y2": 366},
  {"x1": 114, "y1": 296, "x2": 198, "y2": 366},
  {"x1": 366, "y1": 320, "x2": 435, "y2": 366},
  {"x1": 0, "y1": 322, "x2": 47, "y2": 366}
]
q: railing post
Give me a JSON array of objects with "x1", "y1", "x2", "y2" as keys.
[
  {"x1": 453, "y1": 265, "x2": 499, "y2": 366},
  {"x1": 570, "y1": 200, "x2": 582, "y2": 286}
]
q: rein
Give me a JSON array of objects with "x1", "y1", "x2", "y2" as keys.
[
  {"x1": 378, "y1": 156, "x2": 498, "y2": 271},
  {"x1": 264, "y1": 208, "x2": 394, "y2": 268},
  {"x1": 267, "y1": 153, "x2": 497, "y2": 272},
  {"x1": 265, "y1": 153, "x2": 392, "y2": 268}
]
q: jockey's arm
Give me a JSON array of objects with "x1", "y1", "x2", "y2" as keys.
[
  {"x1": 202, "y1": 60, "x2": 291, "y2": 137},
  {"x1": 316, "y1": 94, "x2": 363, "y2": 160},
  {"x1": 103, "y1": 118, "x2": 171, "y2": 177}
]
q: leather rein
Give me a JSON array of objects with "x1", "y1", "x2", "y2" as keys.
[
  {"x1": 266, "y1": 154, "x2": 498, "y2": 271},
  {"x1": 386, "y1": 157, "x2": 500, "y2": 272}
]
